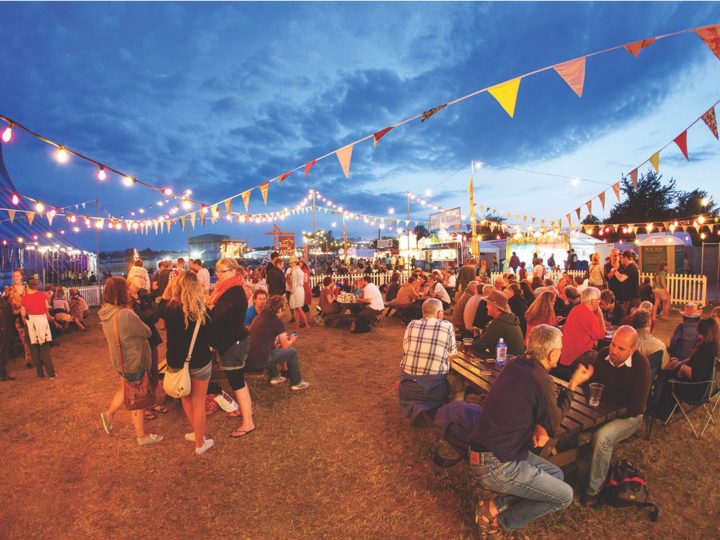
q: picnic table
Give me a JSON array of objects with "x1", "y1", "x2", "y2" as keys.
[{"x1": 450, "y1": 350, "x2": 627, "y2": 467}]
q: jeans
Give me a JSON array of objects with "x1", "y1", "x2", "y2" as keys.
[
  {"x1": 266, "y1": 347, "x2": 302, "y2": 385},
  {"x1": 470, "y1": 452, "x2": 573, "y2": 531},
  {"x1": 587, "y1": 414, "x2": 643, "y2": 496}
]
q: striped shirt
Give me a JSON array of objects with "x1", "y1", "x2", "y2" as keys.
[{"x1": 401, "y1": 317, "x2": 457, "y2": 376}]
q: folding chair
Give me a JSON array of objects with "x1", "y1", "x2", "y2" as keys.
[{"x1": 663, "y1": 357, "x2": 720, "y2": 439}]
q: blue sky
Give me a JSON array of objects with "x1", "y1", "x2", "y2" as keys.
[{"x1": 0, "y1": 2, "x2": 718, "y2": 252}]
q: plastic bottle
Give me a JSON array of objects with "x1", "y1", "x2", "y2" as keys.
[{"x1": 496, "y1": 338, "x2": 507, "y2": 368}]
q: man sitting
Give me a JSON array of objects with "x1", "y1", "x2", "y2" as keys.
[
  {"x1": 351, "y1": 275, "x2": 385, "y2": 333},
  {"x1": 246, "y1": 295, "x2": 310, "y2": 391},
  {"x1": 631, "y1": 310, "x2": 669, "y2": 369},
  {"x1": 398, "y1": 298, "x2": 457, "y2": 426},
  {"x1": 472, "y1": 290, "x2": 525, "y2": 356},
  {"x1": 555, "y1": 287, "x2": 606, "y2": 380},
  {"x1": 668, "y1": 302, "x2": 701, "y2": 360},
  {"x1": 555, "y1": 286, "x2": 580, "y2": 318},
  {"x1": 469, "y1": 325, "x2": 593, "y2": 536},
  {"x1": 582, "y1": 325, "x2": 650, "y2": 506},
  {"x1": 599, "y1": 289, "x2": 625, "y2": 326},
  {"x1": 244, "y1": 289, "x2": 268, "y2": 327},
  {"x1": 427, "y1": 273, "x2": 451, "y2": 309}
]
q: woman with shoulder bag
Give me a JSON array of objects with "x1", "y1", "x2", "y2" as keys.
[
  {"x1": 98, "y1": 277, "x2": 162, "y2": 446},
  {"x1": 159, "y1": 271, "x2": 215, "y2": 455}
]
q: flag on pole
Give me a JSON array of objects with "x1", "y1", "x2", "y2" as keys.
[{"x1": 468, "y1": 174, "x2": 478, "y2": 257}]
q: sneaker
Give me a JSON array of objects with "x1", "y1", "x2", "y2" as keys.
[
  {"x1": 270, "y1": 376, "x2": 287, "y2": 386},
  {"x1": 100, "y1": 412, "x2": 112, "y2": 435},
  {"x1": 290, "y1": 381, "x2": 310, "y2": 391},
  {"x1": 48, "y1": 376, "x2": 56, "y2": 380},
  {"x1": 137, "y1": 433, "x2": 163, "y2": 446},
  {"x1": 195, "y1": 438, "x2": 215, "y2": 455}
]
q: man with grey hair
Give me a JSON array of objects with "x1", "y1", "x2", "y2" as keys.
[
  {"x1": 399, "y1": 298, "x2": 457, "y2": 426},
  {"x1": 469, "y1": 324, "x2": 593, "y2": 535},
  {"x1": 631, "y1": 309, "x2": 669, "y2": 369},
  {"x1": 556, "y1": 286, "x2": 606, "y2": 380}
]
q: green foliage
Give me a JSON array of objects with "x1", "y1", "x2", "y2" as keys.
[
  {"x1": 413, "y1": 224, "x2": 429, "y2": 240},
  {"x1": 582, "y1": 214, "x2": 602, "y2": 225}
]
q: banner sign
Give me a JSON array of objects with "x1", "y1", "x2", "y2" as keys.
[
  {"x1": 377, "y1": 238, "x2": 394, "y2": 249},
  {"x1": 278, "y1": 234, "x2": 296, "y2": 256},
  {"x1": 431, "y1": 207, "x2": 462, "y2": 231}
]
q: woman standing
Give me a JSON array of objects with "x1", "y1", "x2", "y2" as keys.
[
  {"x1": 288, "y1": 256, "x2": 309, "y2": 332},
  {"x1": 653, "y1": 262, "x2": 671, "y2": 320},
  {"x1": 20, "y1": 278, "x2": 56, "y2": 379},
  {"x1": 301, "y1": 260, "x2": 313, "y2": 315},
  {"x1": 9, "y1": 269, "x2": 33, "y2": 369},
  {"x1": 477, "y1": 259, "x2": 489, "y2": 281},
  {"x1": 587, "y1": 253, "x2": 605, "y2": 288},
  {"x1": 159, "y1": 271, "x2": 215, "y2": 455},
  {"x1": 98, "y1": 277, "x2": 162, "y2": 446},
  {"x1": 209, "y1": 258, "x2": 255, "y2": 438}
]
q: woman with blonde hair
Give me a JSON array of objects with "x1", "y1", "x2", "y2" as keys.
[
  {"x1": 587, "y1": 253, "x2": 605, "y2": 288},
  {"x1": 52, "y1": 286, "x2": 86, "y2": 331},
  {"x1": 287, "y1": 256, "x2": 309, "y2": 332},
  {"x1": 524, "y1": 291, "x2": 558, "y2": 343}
]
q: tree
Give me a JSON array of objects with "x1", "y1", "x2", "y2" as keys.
[
  {"x1": 606, "y1": 170, "x2": 677, "y2": 223},
  {"x1": 413, "y1": 224, "x2": 429, "y2": 240},
  {"x1": 582, "y1": 214, "x2": 602, "y2": 225},
  {"x1": 674, "y1": 189, "x2": 718, "y2": 220}
]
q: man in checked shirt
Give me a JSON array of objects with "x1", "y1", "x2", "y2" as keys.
[{"x1": 398, "y1": 298, "x2": 457, "y2": 427}]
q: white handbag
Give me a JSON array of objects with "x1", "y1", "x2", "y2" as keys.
[{"x1": 163, "y1": 321, "x2": 200, "y2": 398}]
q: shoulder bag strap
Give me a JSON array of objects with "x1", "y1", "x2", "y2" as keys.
[
  {"x1": 185, "y1": 321, "x2": 201, "y2": 365},
  {"x1": 113, "y1": 313, "x2": 125, "y2": 375}
]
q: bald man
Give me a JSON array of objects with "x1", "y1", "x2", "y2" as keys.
[{"x1": 582, "y1": 325, "x2": 651, "y2": 506}]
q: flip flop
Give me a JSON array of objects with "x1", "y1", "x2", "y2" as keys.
[
  {"x1": 144, "y1": 411, "x2": 157, "y2": 420},
  {"x1": 230, "y1": 427, "x2": 256, "y2": 438},
  {"x1": 151, "y1": 404, "x2": 170, "y2": 414},
  {"x1": 226, "y1": 410, "x2": 243, "y2": 418}
]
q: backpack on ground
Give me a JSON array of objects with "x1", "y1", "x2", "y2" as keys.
[{"x1": 599, "y1": 458, "x2": 660, "y2": 521}]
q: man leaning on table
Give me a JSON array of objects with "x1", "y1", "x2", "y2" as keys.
[
  {"x1": 469, "y1": 325, "x2": 594, "y2": 536},
  {"x1": 581, "y1": 325, "x2": 651, "y2": 506}
]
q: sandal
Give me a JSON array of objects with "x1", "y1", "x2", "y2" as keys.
[
  {"x1": 474, "y1": 499, "x2": 501, "y2": 537},
  {"x1": 151, "y1": 404, "x2": 170, "y2": 414},
  {"x1": 230, "y1": 427, "x2": 256, "y2": 438},
  {"x1": 226, "y1": 410, "x2": 243, "y2": 418},
  {"x1": 144, "y1": 411, "x2": 157, "y2": 420}
]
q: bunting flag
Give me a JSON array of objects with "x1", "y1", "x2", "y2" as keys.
[
  {"x1": 259, "y1": 182, "x2": 270, "y2": 205},
  {"x1": 224, "y1": 199, "x2": 232, "y2": 215},
  {"x1": 210, "y1": 204, "x2": 219, "y2": 223},
  {"x1": 167, "y1": 220, "x2": 173, "y2": 233},
  {"x1": 553, "y1": 56, "x2": 586, "y2": 97},
  {"x1": 421, "y1": 104, "x2": 447, "y2": 122},
  {"x1": 695, "y1": 25, "x2": 720, "y2": 61},
  {"x1": 241, "y1": 189, "x2": 252, "y2": 211},
  {"x1": 373, "y1": 126, "x2": 394, "y2": 148},
  {"x1": 674, "y1": 131, "x2": 689, "y2": 160},
  {"x1": 612, "y1": 182, "x2": 621, "y2": 201},
  {"x1": 180, "y1": 216, "x2": 185, "y2": 231},
  {"x1": 27, "y1": 212, "x2": 35, "y2": 226},
  {"x1": 488, "y1": 78, "x2": 522, "y2": 118},
  {"x1": 304, "y1": 159, "x2": 317, "y2": 177},
  {"x1": 199, "y1": 209, "x2": 205, "y2": 226},
  {"x1": 573, "y1": 207, "x2": 580, "y2": 220},
  {"x1": 566, "y1": 213, "x2": 572, "y2": 227},
  {"x1": 586, "y1": 200, "x2": 592, "y2": 215},
  {"x1": 599, "y1": 191, "x2": 606, "y2": 210},
  {"x1": 153, "y1": 221, "x2": 159, "y2": 234},
  {"x1": 278, "y1": 171, "x2": 292, "y2": 184},
  {"x1": 649, "y1": 151, "x2": 660, "y2": 172},
  {"x1": 629, "y1": 168, "x2": 638, "y2": 188},
  {"x1": 701, "y1": 107, "x2": 718, "y2": 139},
  {"x1": 336, "y1": 144, "x2": 354, "y2": 178},
  {"x1": 624, "y1": 37, "x2": 655, "y2": 57},
  {"x1": 188, "y1": 212, "x2": 195, "y2": 229},
  {"x1": 8, "y1": 209, "x2": 15, "y2": 222},
  {"x1": 47, "y1": 211, "x2": 54, "y2": 226}
]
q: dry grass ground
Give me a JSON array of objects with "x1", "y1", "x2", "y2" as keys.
[{"x1": 0, "y1": 305, "x2": 718, "y2": 539}]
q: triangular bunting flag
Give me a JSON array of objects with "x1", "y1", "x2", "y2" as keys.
[
  {"x1": 701, "y1": 107, "x2": 718, "y2": 139},
  {"x1": 27, "y1": 212, "x2": 35, "y2": 226},
  {"x1": 695, "y1": 24, "x2": 720, "y2": 61},
  {"x1": 153, "y1": 221, "x2": 159, "y2": 235},
  {"x1": 336, "y1": 144, "x2": 353, "y2": 178},
  {"x1": 566, "y1": 214, "x2": 572, "y2": 227},
  {"x1": 575, "y1": 208, "x2": 581, "y2": 220},
  {"x1": 373, "y1": 126, "x2": 394, "y2": 148},
  {"x1": 629, "y1": 169, "x2": 638, "y2": 188},
  {"x1": 278, "y1": 171, "x2": 292, "y2": 184},
  {"x1": 304, "y1": 160, "x2": 317, "y2": 177},
  {"x1": 225, "y1": 199, "x2": 232, "y2": 215},
  {"x1": 586, "y1": 200, "x2": 592, "y2": 215},
  {"x1": 553, "y1": 56, "x2": 586, "y2": 97},
  {"x1": 259, "y1": 182, "x2": 270, "y2": 205},
  {"x1": 180, "y1": 216, "x2": 185, "y2": 231},
  {"x1": 612, "y1": 182, "x2": 621, "y2": 201},
  {"x1": 210, "y1": 205, "x2": 219, "y2": 224},
  {"x1": 488, "y1": 78, "x2": 522, "y2": 118},
  {"x1": 199, "y1": 210, "x2": 206, "y2": 226},
  {"x1": 125, "y1": 221, "x2": 132, "y2": 231},
  {"x1": 241, "y1": 190, "x2": 252, "y2": 211},
  {"x1": 7, "y1": 209, "x2": 15, "y2": 222},
  {"x1": 674, "y1": 131, "x2": 689, "y2": 160},
  {"x1": 624, "y1": 37, "x2": 655, "y2": 57},
  {"x1": 421, "y1": 104, "x2": 447, "y2": 122},
  {"x1": 599, "y1": 191, "x2": 606, "y2": 210},
  {"x1": 649, "y1": 151, "x2": 660, "y2": 173},
  {"x1": 47, "y1": 211, "x2": 54, "y2": 226}
]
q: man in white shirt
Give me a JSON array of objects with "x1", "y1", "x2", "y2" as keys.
[
  {"x1": 352, "y1": 275, "x2": 384, "y2": 333},
  {"x1": 190, "y1": 259, "x2": 211, "y2": 296}
]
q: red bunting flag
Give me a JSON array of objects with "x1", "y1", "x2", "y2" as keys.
[
  {"x1": 612, "y1": 182, "x2": 621, "y2": 201},
  {"x1": 373, "y1": 126, "x2": 394, "y2": 148},
  {"x1": 199, "y1": 208, "x2": 206, "y2": 225},
  {"x1": 259, "y1": 182, "x2": 270, "y2": 205},
  {"x1": 674, "y1": 131, "x2": 689, "y2": 160},
  {"x1": 629, "y1": 169, "x2": 638, "y2": 188},
  {"x1": 553, "y1": 57, "x2": 586, "y2": 97},
  {"x1": 566, "y1": 214, "x2": 572, "y2": 227},
  {"x1": 304, "y1": 159, "x2": 317, "y2": 177},
  {"x1": 624, "y1": 38, "x2": 656, "y2": 57},
  {"x1": 695, "y1": 24, "x2": 720, "y2": 61},
  {"x1": 575, "y1": 207, "x2": 581, "y2": 220},
  {"x1": 701, "y1": 107, "x2": 718, "y2": 139},
  {"x1": 278, "y1": 171, "x2": 292, "y2": 184},
  {"x1": 586, "y1": 200, "x2": 592, "y2": 215},
  {"x1": 599, "y1": 191, "x2": 606, "y2": 210}
]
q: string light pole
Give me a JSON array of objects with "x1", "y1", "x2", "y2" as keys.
[
  {"x1": 311, "y1": 190, "x2": 318, "y2": 253},
  {"x1": 406, "y1": 191, "x2": 411, "y2": 276}
]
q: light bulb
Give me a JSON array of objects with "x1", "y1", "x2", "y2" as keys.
[
  {"x1": 97, "y1": 167, "x2": 107, "y2": 181},
  {"x1": 56, "y1": 147, "x2": 69, "y2": 163},
  {"x1": 163, "y1": 188, "x2": 173, "y2": 196},
  {"x1": 2, "y1": 124, "x2": 12, "y2": 143},
  {"x1": 17, "y1": 237, "x2": 23, "y2": 243},
  {"x1": 182, "y1": 200, "x2": 192, "y2": 210},
  {"x1": 35, "y1": 202, "x2": 45, "y2": 213},
  {"x1": 123, "y1": 176, "x2": 135, "y2": 187},
  {"x1": 139, "y1": 208, "x2": 145, "y2": 214},
  {"x1": 69, "y1": 215, "x2": 77, "y2": 223},
  {"x1": 11, "y1": 193, "x2": 19, "y2": 205},
  {"x1": 72, "y1": 227, "x2": 80, "y2": 233}
]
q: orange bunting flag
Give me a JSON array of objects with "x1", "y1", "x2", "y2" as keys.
[
  {"x1": 336, "y1": 144, "x2": 353, "y2": 178},
  {"x1": 373, "y1": 126, "x2": 394, "y2": 148},
  {"x1": 566, "y1": 214, "x2": 572, "y2": 227},
  {"x1": 180, "y1": 216, "x2": 185, "y2": 231},
  {"x1": 210, "y1": 204, "x2": 219, "y2": 223},
  {"x1": 624, "y1": 37, "x2": 655, "y2": 57},
  {"x1": 629, "y1": 168, "x2": 638, "y2": 188},
  {"x1": 674, "y1": 131, "x2": 689, "y2": 160},
  {"x1": 695, "y1": 24, "x2": 720, "y2": 61},
  {"x1": 599, "y1": 191, "x2": 606, "y2": 210},
  {"x1": 259, "y1": 182, "x2": 270, "y2": 205},
  {"x1": 167, "y1": 220, "x2": 173, "y2": 233},
  {"x1": 278, "y1": 171, "x2": 292, "y2": 184},
  {"x1": 199, "y1": 209, "x2": 206, "y2": 226},
  {"x1": 27, "y1": 212, "x2": 35, "y2": 226},
  {"x1": 224, "y1": 199, "x2": 232, "y2": 215},
  {"x1": 586, "y1": 200, "x2": 592, "y2": 215},
  {"x1": 575, "y1": 208, "x2": 581, "y2": 220},
  {"x1": 7, "y1": 209, "x2": 15, "y2": 222},
  {"x1": 553, "y1": 56, "x2": 586, "y2": 97},
  {"x1": 488, "y1": 78, "x2": 521, "y2": 118},
  {"x1": 241, "y1": 189, "x2": 252, "y2": 211},
  {"x1": 701, "y1": 107, "x2": 718, "y2": 139},
  {"x1": 649, "y1": 151, "x2": 660, "y2": 173},
  {"x1": 612, "y1": 182, "x2": 621, "y2": 201},
  {"x1": 304, "y1": 159, "x2": 317, "y2": 177}
]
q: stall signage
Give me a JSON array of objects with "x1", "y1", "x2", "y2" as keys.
[{"x1": 431, "y1": 207, "x2": 462, "y2": 231}]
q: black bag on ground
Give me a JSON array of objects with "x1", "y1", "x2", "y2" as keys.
[
  {"x1": 599, "y1": 458, "x2": 660, "y2": 521},
  {"x1": 431, "y1": 401, "x2": 483, "y2": 467}
]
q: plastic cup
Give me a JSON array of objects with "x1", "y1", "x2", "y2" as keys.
[
  {"x1": 589, "y1": 383, "x2": 604, "y2": 407},
  {"x1": 462, "y1": 338, "x2": 473, "y2": 353}
]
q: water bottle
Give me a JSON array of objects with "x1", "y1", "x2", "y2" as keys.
[{"x1": 496, "y1": 338, "x2": 507, "y2": 368}]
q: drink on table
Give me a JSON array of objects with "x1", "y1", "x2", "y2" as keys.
[{"x1": 496, "y1": 338, "x2": 507, "y2": 368}]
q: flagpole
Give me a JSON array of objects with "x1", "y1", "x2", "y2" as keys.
[
  {"x1": 469, "y1": 162, "x2": 479, "y2": 259},
  {"x1": 95, "y1": 196, "x2": 100, "y2": 276},
  {"x1": 312, "y1": 190, "x2": 317, "y2": 254},
  {"x1": 406, "y1": 191, "x2": 411, "y2": 275}
]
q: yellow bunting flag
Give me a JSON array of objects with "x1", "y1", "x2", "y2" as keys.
[
  {"x1": 8, "y1": 209, "x2": 15, "y2": 222},
  {"x1": 47, "y1": 211, "x2": 55, "y2": 226},
  {"x1": 225, "y1": 199, "x2": 232, "y2": 215},
  {"x1": 599, "y1": 191, "x2": 606, "y2": 210},
  {"x1": 241, "y1": 189, "x2": 252, "y2": 211},
  {"x1": 210, "y1": 204, "x2": 219, "y2": 223},
  {"x1": 553, "y1": 56, "x2": 586, "y2": 97},
  {"x1": 27, "y1": 212, "x2": 35, "y2": 226},
  {"x1": 189, "y1": 212, "x2": 196, "y2": 229},
  {"x1": 180, "y1": 216, "x2": 185, "y2": 231},
  {"x1": 649, "y1": 151, "x2": 660, "y2": 172},
  {"x1": 336, "y1": 144, "x2": 354, "y2": 178},
  {"x1": 167, "y1": 219, "x2": 173, "y2": 233},
  {"x1": 488, "y1": 77, "x2": 521, "y2": 118},
  {"x1": 612, "y1": 182, "x2": 621, "y2": 201},
  {"x1": 199, "y1": 209, "x2": 206, "y2": 226},
  {"x1": 259, "y1": 182, "x2": 270, "y2": 205}
]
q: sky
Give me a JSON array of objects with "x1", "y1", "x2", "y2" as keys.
[{"x1": 0, "y1": 2, "x2": 719, "y2": 253}]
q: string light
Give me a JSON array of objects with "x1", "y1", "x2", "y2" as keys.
[
  {"x1": 97, "y1": 167, "x2": 107, "y2": 181},
  {"x1": 11, "y1": 193, "x2": 19, "y2": 205},
  {"x1": 35, "y1": 202, "x2": 45, "y2": 213},
  {"x1": 123, "y1": 176, "x2": 135, "y2": 187},
  {"x1": 55, "y1": 147, "x2": 69, "y2": 163},
  {"x1": 163, "y1": 188, "x2": 173, "y2": 196},
  {"x1": 2, "y1": 124, "x2": 12, "y2": 143}
]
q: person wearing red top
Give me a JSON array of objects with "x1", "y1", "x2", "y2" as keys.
[
  {"x1": 554, "y1": 287, "x2": 606, "y2": 380},
  {"x1": 20, "y1": 278, "x2": 56, "y2": 379}
]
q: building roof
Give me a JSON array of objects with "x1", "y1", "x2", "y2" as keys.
[{"x1": 189, "y1": 234, "x2": 231, "y2": 242}]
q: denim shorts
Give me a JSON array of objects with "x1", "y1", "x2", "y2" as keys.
[{"x1": 189, "y1": 362, "x2": 212, "y2": 381}]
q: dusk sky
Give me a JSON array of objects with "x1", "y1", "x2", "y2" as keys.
[{"x1": 1, "y1": 2, "x2": 719, "y2": 253}]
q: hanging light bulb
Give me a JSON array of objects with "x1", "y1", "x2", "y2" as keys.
[
  {"x1": 97, "y1": 167, "x2": 107, "y2": 181},
  {"x1": 55, "y1": 147, "x2": 69, "y2": 163},
  {"x1": 123, "y1": 176, "x2": 135, "y2": 187},
  {"x1": 69, "y1": 215, "x2": 77, "y2": 223},
  {"x1": 163, "y1": 188, "x2": 173, "y2": 196},
  {"x1": 2, "y1": 124, "x2": 13, "y2": 143},
  {"x1": 11, "y1": 193, "x2": 19, "y2": 205},
  {"x1": 182, "y1": 199, "x2": 192, "y2": 210},
  {"x1": 139, "y1": 208, "x2": 145, "y2": 214},
  {"x1": 35, "y1": 202, "x2": 45, "y2": 213}
]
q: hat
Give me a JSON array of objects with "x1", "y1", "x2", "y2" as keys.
[
  {"x1": 486, "y1": 290, "x2": 510, "y2": 313},
  {"x1": 682, "y1": 303, "x2": 701, "y2": 318}
]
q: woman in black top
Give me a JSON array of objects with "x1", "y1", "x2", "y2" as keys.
[
  {"x1": 669, "y1": 317, "x2": 719, "y2": 402},
  {"x1": 130, "y1": 285, "x2": 166, "y2": 417},
  {"x1": 159, "y1": 271, "x2": 215, "y2": 455}
]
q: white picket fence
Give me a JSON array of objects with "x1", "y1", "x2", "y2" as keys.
[{"x1": 72, "y1": 285, "x2": 104, "y2": 307}]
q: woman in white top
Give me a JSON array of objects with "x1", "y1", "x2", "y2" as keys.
[
  {"x1": 287, "y1": 256, "x2": 309, "y2": 332},
  {"x1": 587, "y1": 253, "x2": 605, "y2": 288}
]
